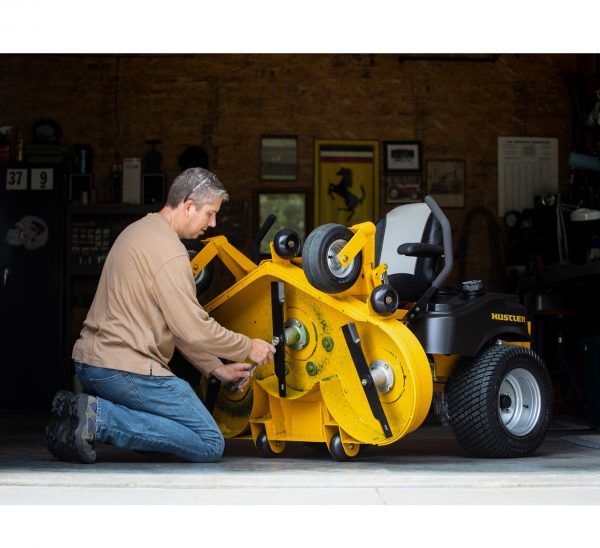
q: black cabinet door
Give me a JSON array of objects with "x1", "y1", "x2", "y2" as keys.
[{"x1": 0, "y1": 167, "x2": 65, "y2": 410}]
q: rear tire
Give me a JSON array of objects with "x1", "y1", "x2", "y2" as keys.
[{"x1": 447, "y1": 344, "x2": 553, "y2": 458}]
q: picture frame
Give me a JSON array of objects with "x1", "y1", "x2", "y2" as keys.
[
  {"x1": 385, "y1": 173, "x2": 422, "y2": 204},
  {"x1": 260, "y1": 135, "x2": 298, "y2": 181},
  {"x1": 384, "y1": 141, "x2": 422, "y2": 172},
  {"x1": 314, "y1": 139, "x2": 379, "y2": 225},
  {"x1": 426, "y1": 159, "x2": 465, "y2": 208},
  {"x1": 255, "y1": 189, "x2": 308, "y2": 256}
]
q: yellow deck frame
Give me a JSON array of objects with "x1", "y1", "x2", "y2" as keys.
[{"x1": 191, "y1": 223, "x2": 435, "y2": 456}]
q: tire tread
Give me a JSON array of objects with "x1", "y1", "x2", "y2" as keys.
[{"x1": 447, "y1": 344, "x2": 552, "y2": 458}]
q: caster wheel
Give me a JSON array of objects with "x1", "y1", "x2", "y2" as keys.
[
  {"x1": 273, "y1": 229, "x2": 301, "y2": 259},
  {"x1": 255, "y1": 432, "x2": 284, "y2": 458},
  {"x1": 302, "y1": 224, "x2": 362, "y2": 293},
  {"x1": 328, "y1": 433, "x2": 360, "y2": 461},
  {"x1": 370, "y1": 284, "x2": 399, "y2": 315}
]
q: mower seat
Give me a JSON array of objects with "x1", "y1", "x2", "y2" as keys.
[{"x1": 375, "y1": 202, "x2": 443, "y2": 303}]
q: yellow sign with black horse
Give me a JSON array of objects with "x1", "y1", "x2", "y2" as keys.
[{"x1": 315, "y1": 140, "x2": 379, "y2": 225}]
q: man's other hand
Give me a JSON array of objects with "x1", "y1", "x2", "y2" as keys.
[
  {"x1": 248, "y1": 339, "x2": 276, "y2": 366},
  {"x1": 212, "y1": 362, "x2": 253, "y2": 388}
]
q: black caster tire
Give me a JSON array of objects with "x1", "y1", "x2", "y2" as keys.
[
  {"x1": 370, "y1": 284, "x2": 399, "y2": 315},
  {"x1": 447, "y1": 344, "x2": 553, "y2": 458},
  {"x1": 256, "y1": 432, "x2": 278, "y2": 458},
  {"x1": 273, "y1": 228, "x2": 301, "y2": 259},
  {"x1": 328, "y1": 433, "x2": 360, "y2": 461},
  {"x1": 302, "y1": 224, "x2": 362, "y2": 293}
]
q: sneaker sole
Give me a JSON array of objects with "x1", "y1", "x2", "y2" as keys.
[
  {"x1": 66, "y1": 394, "x2": 97, "y2": 464},
  {"x1": 44, "y1": 417, "x2": 74, "y2": 460}
]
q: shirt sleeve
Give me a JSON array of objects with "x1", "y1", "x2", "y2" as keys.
[
  {"x1": 179, "y1": 351, "x2": 224, "y2": 377},
  {"x1": 150, "y1": 254, "x2": 252, "y2": 377}
]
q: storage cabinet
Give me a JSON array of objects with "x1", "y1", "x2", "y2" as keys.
[{"x1": 0, "y1": 166, "x2": 66, "y2": 410}]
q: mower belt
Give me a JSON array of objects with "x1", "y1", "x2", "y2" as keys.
[
  {"x1": 342, "y1": 322, "x2": 393, "y2": 438},
  {"x1": 271, "y1": 281, "x2": 286, "y2": 397}
]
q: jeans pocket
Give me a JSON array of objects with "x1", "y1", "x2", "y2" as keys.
[{"x1": 90, "y1": 371, "x2": 144, "y2": 407}]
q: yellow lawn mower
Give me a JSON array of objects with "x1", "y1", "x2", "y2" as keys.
[{"x1": 189, "y1": 196, "x2": 553, "y2": 460}]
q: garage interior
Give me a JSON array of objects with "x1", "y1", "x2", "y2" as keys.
[{"x1": 1, "y1": 53, "x2": 600, "y2": 508}]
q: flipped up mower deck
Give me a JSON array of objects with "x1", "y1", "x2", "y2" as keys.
[{"x1": 189, "y1": 196, "x2": 553, "y2": 460}]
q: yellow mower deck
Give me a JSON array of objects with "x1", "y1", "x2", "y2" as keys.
[{"x1": 191, "y1": 224, "x2": 433, "y2": 457}]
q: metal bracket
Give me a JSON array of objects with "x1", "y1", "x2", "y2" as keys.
[
  {"x1": 403, "y1": 285, "x2": 438, "y2": 326},
  {"x1": 271, "y1": 281, "x2": 286, "y2": 397},
  {"x1": 342, "y1": 322, "x2": 393, "y2": 438}
]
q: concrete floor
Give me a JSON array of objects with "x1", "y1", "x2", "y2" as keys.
[{"x1": 1, "y1": 412, "x2": 600, "y2": 506}]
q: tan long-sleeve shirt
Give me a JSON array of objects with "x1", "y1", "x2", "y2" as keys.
[{"x1": 72, "y1": 213, "x2": 251, "y2": 377}]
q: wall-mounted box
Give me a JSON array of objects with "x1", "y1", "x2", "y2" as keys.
[{"x1": 122, "y1": 157, "x2": 141, "y2": 204}]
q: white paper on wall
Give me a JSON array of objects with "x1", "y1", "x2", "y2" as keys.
[{"x1": 498, "y1": 137, "x2": 558, "y2": 217}]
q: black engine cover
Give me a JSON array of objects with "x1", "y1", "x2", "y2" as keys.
[{"x1": 408, "y1": 292, "x2": 530, "y2": 356}]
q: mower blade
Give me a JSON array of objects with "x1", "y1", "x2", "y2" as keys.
[
  {"x1": 342, "y1": 322, "x2": 393, "y2": 438},
  {"x1": 271, "y1": 281, "x2": 286, "y2": 397}
]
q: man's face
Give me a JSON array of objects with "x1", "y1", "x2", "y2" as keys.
[{"x1": 186, "y1": 197, "x2": 222, "y2": 239}]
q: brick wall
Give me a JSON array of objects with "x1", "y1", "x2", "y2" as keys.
[{"x1": 0, "y1": 53, "x2": 579, "y2": 287}]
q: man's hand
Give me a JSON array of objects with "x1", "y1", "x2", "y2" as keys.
[
  {"x1": 212, "y1": 362, "x2": 254, "y2": 391},
  {"x1": 249, "y1": 338, "x2": 276, "y2": 366}
]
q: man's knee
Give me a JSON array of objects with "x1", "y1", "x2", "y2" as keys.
[
  {"x1": 210, "y1": 434, "x2": 225, "y2": 461},
  {"x1": 195, "y1": 429, "x2": 225, "y2": 462}
]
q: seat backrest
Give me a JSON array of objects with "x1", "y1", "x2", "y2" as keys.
[{"x1": 375, "y1": 202, "x2": 442, "y2": 302}]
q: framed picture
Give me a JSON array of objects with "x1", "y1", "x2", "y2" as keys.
[
  {"x1": 426, "y1": 159, "x2": 465, "y2": 208},
  {"x1": 384, "y1": 141, "x2": 422, "y2": 172},
  {"x1": 314, "y1": 139, "x2": 379, "y2": 225},
  {"x1": 385, "y1": 173, "x2": 422, "y2": 204},
  {"x1": 260, "y1": 135, "x2": 298, "y2": 181},
  {"x1": 255, "y1": 190, "x2": 308, "y2": 255}
]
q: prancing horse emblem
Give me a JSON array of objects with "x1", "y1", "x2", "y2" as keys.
[{"x1": 327, "y1": 167, "x2": 365, "y2": 221}]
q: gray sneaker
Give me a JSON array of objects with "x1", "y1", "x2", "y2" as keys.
[
  {"x1": 44, "y1": 391, "x2": 97, "y2": 464},
  {"x1": 66, "y1": 393, "x2": 97, "y2": 464}
]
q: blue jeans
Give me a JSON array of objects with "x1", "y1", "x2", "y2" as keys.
[{"x1": 74, "y1": 362, "x2": 224, "y2": 462}]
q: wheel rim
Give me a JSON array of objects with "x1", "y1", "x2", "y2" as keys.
[
  {"x1": 327, "y1": 239, "x2": 354, "y2": 279},
  {"x1": 498, "y1": 367, "x2": 542, "y2": 436}
]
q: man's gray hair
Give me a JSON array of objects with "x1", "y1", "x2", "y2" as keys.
[{"x1": 166, "y1": 167, "x2": 229, "y2": 208}]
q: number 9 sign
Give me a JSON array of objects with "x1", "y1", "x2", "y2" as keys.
[{"x1": 31, "y1": 168, "x2": 53, "y2": 190}]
